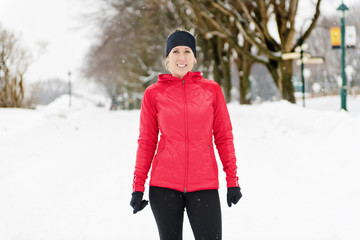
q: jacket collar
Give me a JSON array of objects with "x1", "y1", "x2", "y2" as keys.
[{"x1": 158, "y1": 71, "x2": 202, "y2": 83}]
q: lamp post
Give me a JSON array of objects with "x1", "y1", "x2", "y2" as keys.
[
  {"x1": 68, "y1": 71, "x2": 72, "y2": 107},
  {"x1": 299, "y1": 37, "x2": 306, "y2": 107},
  {"x1": 337, "y1": 1, "x2": 349, "y2": 111}
]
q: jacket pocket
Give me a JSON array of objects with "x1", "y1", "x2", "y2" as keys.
[
  {"x1": 151, "y1": 137, "x2": 166, "y2": 177},
  {"x1": 208, "y1": 143, "x2": 218, "y2": 176}
]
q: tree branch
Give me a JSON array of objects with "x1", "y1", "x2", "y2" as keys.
[
  {"x1": 283, "y1": 0, "x2": 299, "y2": 51},
  {"x1": 189, "y1": 0, "x2": 267, "y2": 64},
  {"x1": 291, "y1": 0, "x2": 322, "y2": 51},
  {"x1": 211, "y1": 0, "x2": 280, "y2": 60}
]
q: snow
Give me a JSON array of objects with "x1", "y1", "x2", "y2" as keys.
[{"x1": 1, "y1": 94, "x2": 360, "y2": 239}]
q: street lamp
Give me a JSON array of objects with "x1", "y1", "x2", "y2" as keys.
[
  {"x1": 337, "y1": 1, "x2": 349, "y2": 111},
  {"x1": 68, "y1": 71, "x2": 72, "y2": 107}
]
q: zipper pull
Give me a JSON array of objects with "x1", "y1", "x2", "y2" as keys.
[{"x1": 183, "y1": 79, "x2": 185, "y2": 84}]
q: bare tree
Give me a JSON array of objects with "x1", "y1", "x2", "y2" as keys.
[
  {"x1": 183, "y1": 0, "x2": 322, "y2": 103},
  {"x1": 0, "y1": 25, "x2": 31, "y2": 108},
  {"x1": 83, "y1": 0, "x2": 180, "y2": 109}
]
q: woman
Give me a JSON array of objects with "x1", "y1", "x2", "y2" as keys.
[{"x1": 130, "y1": 29, "x2": 242, "y2": 240}]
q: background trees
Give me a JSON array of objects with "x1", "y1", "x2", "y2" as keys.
[
  {"x1": 83, "y1": 0, "x2": 323, "y2": 107},
  {"x1": 82, "y1": 0, "x2": 179, "y2": 109},
  {"x1": 3, "y1": 1, "x2": 360, "y2": 109}
]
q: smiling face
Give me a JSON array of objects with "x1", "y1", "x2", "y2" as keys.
[{"x1": 166, "y1": 46, "x2": 196, "y2": 79}]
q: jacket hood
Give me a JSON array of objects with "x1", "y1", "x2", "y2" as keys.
[{"x1": 158, "y1": 71, "x2": 202, "y2": 83}]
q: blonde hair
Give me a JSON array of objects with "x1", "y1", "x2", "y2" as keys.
[{"x1": 167, "y1": 28, "x2": 193, "y2": 38}]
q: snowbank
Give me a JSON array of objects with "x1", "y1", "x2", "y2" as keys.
[{"x1": 1, "y1": 95, "x2": 359, "y2": 239}]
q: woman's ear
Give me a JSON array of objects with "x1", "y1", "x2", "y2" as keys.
[{"x1": 165, "y1": 57, "x2": 170, "y2": 72}]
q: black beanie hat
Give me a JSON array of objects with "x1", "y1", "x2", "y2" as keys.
[{"x1": 166, "y1": 31, "x2": 196, "y2": 58}]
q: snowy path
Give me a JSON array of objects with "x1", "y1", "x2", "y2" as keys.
[{"x1": 1, "y1": 95, "x2": 360, "y2": 239}]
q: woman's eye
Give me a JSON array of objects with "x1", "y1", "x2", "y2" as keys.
[
  {"x1": 185, "y1": 50, "x2": 191, "y2": 53},
  {"x1": 173, "y1": 50, "x2": 179, "y2": 53}
]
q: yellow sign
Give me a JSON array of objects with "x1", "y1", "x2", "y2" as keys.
[{"x1": 330, "y1": 27, "x2": 341, "y2": 48}]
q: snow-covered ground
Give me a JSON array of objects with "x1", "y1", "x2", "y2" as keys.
[{"x1": 1, "y1": 94, "x2": 360, "y2": 240}]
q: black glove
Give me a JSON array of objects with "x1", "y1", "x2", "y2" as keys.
[
  {"x1": 227, "y1": 187, "x2": 242, "y2": 207},
  {"x1": 130, "y1": 191, "x2": 149, "y2": 214}
]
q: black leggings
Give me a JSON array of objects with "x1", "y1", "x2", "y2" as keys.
[{"x1": 149, "y1": 186, "x2": 222, "y2": 240}]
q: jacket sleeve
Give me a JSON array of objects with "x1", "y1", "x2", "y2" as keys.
[
  {"x1": 132, "y1": 87, "x2": 159, "y2": 192},
  {"x1": 213, "y1": 83, "x2": 239, "y2": 188}
]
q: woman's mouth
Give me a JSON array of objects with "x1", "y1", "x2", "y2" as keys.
[{"x1": 176, "y1": 64, "x2": 187, "y2": 68}]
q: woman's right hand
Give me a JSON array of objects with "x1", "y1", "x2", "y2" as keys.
[
  {"x1": 130, "y1": 191, "x2": 149, "y2": 214},
  {"x1": 227, "y1": 187, "x2": 242, "y2": 207}
]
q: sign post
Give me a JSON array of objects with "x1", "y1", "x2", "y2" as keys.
[
  {"x1": 282, "y1": 38, "x2": 324, "y2": 107},
  {"x1": 337, "y1": 2, "x2": 349, "y2": 111}
]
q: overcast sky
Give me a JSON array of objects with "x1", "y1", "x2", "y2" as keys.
[
  {"x1": 0, "y1": 0, "x2": 356, "y2": 85},
  {"x1": 0, "y1": 0, "x2": 99, "y2": 84}
]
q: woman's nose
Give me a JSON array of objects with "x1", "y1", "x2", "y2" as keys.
[{"x1": 178, "y1": 53, "x2": 186, "y2": 60}]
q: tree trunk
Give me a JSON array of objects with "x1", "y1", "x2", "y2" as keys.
[
  {"x1": 234, "y1": 55, "x2": 252, "y2": 105},
  {"x1": 237, "y1": 39, "x2": 253, "y2": 105},
  {"x1": 265, "y1": 59, "x2": 295, "y2": 103},
  {"x1": 218, "y1": 37, "x2": 231, "y2": 103},
  {"x1": 210, "y1": 38, "x2": 221, "y2": 86},
  {"x1": 280, "y1": 60, "x2": 296, "y2": 103},
  {"x1": 222, "y1": 59, "x2": 231, "y2": 103},
  {"x1": 239, "y1": 60, "x2": 252, "y2": 104},
  {"x1": 209, "y1": 36, "x2": 232, "y2": 102}
]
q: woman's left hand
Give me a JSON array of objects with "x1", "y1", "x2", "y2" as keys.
[{"x1": 227, "y1": 187, "x2": 242, "y2": 207}]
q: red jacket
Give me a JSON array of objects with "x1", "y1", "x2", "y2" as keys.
[{"x1": 132, "y1": 71, "x2": 239, "y2": 193}]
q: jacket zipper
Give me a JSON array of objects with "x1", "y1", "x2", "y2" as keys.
[{"x1": 182, "y1": 79, "x2": 189, "y2": 193}]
